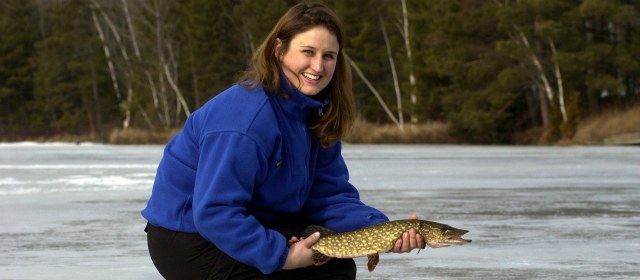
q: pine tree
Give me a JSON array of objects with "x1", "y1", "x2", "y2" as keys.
[
  {"x1": 0, "y1": 0, "x2": 38, "y2": 133},
  {"x1": 30, "y1": 0, "x2": 112, "y2": 133}
]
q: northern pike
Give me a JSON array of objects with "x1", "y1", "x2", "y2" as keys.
[{"x1": 298, "y1": 219, "x2": 471, "y2": 272}]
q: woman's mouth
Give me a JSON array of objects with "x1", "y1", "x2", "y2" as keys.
[{"x1": 302, "y1": 72, "x2": 321, "y2": 81}]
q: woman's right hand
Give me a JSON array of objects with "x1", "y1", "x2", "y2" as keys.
[{"x1": 281, "y1": 232, "x2": 321, "y2": 270}]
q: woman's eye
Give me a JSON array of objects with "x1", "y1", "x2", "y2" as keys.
[
  {"x1": 323, "y1": 54, "x2": 335, "y2": 60},
  {"x1": 303, "y1": 50, "x2": 314, "y2": 55}
]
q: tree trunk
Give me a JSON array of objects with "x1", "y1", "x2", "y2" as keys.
[
  {"x1": 154, "y1": 0, "x2": 171, "y2": 129},
  {"x1": 517, "y1": 29, "x2": 552, "y2": 129},
  {"x1": 584, "y1": 19, "x2": 599, "y2": 115},
  {"x1": 400, "y1": 0, "x2": 418, "y2": 125},
  {"x1": 526, "y1": 85, "x2": 539, "y2": 127},
  {"x1": 344, "y1": 53, "x2": 404, "y2": 131},
  {"x1": 90, "y1": 2, "x2": 130, "y2": 130},
  {"x1": 537, "y1": 84, "x2": 551, "y2": 129},
  {"x1": 379, "y1": 12, "x2": 404, "y2": 129},
  {"x1": 90, "y1": 48, "x2": 102, "y2": 132},
  {"x1": 122, "y1": 0, "x2": 141, "y2": 59},
  {"x1": 549, "y1": 40, "x2": 567, "y2": 122},
  {"x1": 187, "y1": 33, "x2": 200, "y2": 108}
]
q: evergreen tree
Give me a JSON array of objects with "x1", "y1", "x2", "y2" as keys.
[
  {"x1": 0, "y1": 0, "x2": 38, "y2": 132},
  {"x1": 29, "y1": 0, "x2": 112, "y2": 132}
]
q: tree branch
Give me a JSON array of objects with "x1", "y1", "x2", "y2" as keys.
[
  {"x1": 379, "y1": 11, "x2": 404, "y2": 129},
  {"x1": 344, "y1": 53, "x2": 403, "y2": 130}
]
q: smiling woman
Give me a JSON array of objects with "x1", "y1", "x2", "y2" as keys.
[
  {"x1": 277, "y1": 26, "x2": 338, "y2": 97},
  {"x1": 238, "y1": 2, "x2": 354, "y2": 150},
  {"x1": 141, "y1": 2, "x2": 425, "y2": 280}
]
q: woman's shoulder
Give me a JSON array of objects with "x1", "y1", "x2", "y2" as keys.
[
  {"x1": 197, "y1": 84, "x2": 267, "y2": 116},
  {"x1": 212, "y1": 84, "x2": 268, "y2": 105},
  {"x1": 192, "y1": 84, "x2": 279, "y2": 142}
]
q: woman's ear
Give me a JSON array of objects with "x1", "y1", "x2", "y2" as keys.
[{"x1": 275, "y1": 38, "x2": 282, "y2": 59}]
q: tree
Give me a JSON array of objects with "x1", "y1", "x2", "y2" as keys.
[
  {"x1": 30, "y1": 0, "x2": 113, "y2": 133},
  {"x1": 0, "y1": 0, "x2": 38, "y2": 132}
]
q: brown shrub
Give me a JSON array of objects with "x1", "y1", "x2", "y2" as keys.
[
  {"x1": 108, "y1": 128, "x2": 181, "y2": 145},
  {"x1": 571, "y1": 105, "x2": 640, "y2": 145},
  {"x1": 344, "y1": 118, "x2": 457, "y2": 144}
]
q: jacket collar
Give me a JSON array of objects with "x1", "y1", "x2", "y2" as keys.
[{"x1": 275, "y1": 68, "x2": 329, "y2": 121}]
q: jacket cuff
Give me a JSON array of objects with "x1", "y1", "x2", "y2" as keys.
[{"x1": 276, "y1": 246, "x2": 290, "y2": 272}]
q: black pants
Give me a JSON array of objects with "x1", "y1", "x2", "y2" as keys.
[{"x1": 145, "y1": 222, "x2": 356, "y2": 280}]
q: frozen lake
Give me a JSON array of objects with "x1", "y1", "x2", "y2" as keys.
[{"x1": 1, "y1": 143, "x2": 638, "y2": 279}]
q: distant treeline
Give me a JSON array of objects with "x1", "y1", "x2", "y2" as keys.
[{"x1": 1, "y1": 0, "x2": 639, "y2": 143}]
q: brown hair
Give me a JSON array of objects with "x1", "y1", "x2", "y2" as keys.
[{"x1": 238, "y1": 2, "x2": 354, "y2": 149}]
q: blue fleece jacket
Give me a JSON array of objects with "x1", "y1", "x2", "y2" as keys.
[{"x1": 141, "y1": 74, "x2": 389, "y2": 274}]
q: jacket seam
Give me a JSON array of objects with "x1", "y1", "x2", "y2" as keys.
[{"x1": 199, "y1": 130, "x2": 270, "y2": 161}]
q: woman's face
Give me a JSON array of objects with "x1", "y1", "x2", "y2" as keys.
[{"x1": 277, "y1": 26, "x2": 339, "y2": 96}]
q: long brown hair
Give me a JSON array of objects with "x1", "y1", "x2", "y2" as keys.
[{"x1": 238, "y1": 2, "x2": 354, "y2": 149}]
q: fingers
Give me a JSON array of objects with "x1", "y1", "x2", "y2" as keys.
[
  {"x1": 401, "y1": 231, "x2": 411, "y2": 252},
  {"x1": 392, "y1": 229, "x2": 424, "y2": 253},
  {"x1": 406, "y1": 215, "x2": 426, "y2": 249},
  {"x1": 301, "y1": 232, "x2": 320, "y2": 248},
  {"x1": 409, "y1": 229, "x2": 418, "y2": 249},
  {"x1": 391, "y1": 215, "x2": 424, "y2": 253},
  {"x1": 393, "y1": 239, "x2": 402, "y2": 252},
  {"x1": 282, "y1": 232, "x2": 320, "y2": 270},
  {"x1": 417, "y1": 232, "x2": 426, "y2": 249}
]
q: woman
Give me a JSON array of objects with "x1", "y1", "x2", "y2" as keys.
[{"x1": 142, "y1": 2, "x2": 424, "y2": 279}]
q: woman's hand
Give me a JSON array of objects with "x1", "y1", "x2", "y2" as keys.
[
  {"x1": 390, "y1": 215, "x2": 426, "y2": 253},
  {"x1": 282, "y1": 232, "x2": 321, "y2": 270}
]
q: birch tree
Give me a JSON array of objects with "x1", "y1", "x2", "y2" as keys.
[
  {"x1": 399, "y1": 0, "x2": 418, "y2": 125},
  {"x1": 379, "y1": 11, "x2": 404, "y2": 130}
]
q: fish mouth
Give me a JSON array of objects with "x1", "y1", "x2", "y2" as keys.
[
  {"x1": 426, "y1": 229, "x2": 472, "y2": 248},
  {"x1": 447, "y1": 235, "x2": 472, "y2": 244},
  {"x1": 447, "y1": 229, "x2": 472, "y2": 244}
]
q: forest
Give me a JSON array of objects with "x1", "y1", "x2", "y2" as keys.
[{"x1": 1, "y1": 0, "x2": 639, "y2": 144}]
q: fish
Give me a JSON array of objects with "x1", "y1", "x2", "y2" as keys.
[{"x1": 297, "y1": 219, "x2": 471, "y2": 272}]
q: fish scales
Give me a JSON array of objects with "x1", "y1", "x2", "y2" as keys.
[{"x1": 312, "y1": 220, "x2": 431, "y2": 258}]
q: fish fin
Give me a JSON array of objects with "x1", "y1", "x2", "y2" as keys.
[
  {"x1": 367, "y1": 253, "x2": 379, "y2": 272},
  {"x1": 301, "y1": 225, "x2": 336, "y2": 238},
  {"x1": 312, "y1": 250, "x2": 331, "y2": 266}
]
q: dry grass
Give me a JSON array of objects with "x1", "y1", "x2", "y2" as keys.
[
  {"x1": 345, "y1": 118, "x2": 457, "y2": 144},
  {"x1": 108, "y1": 128, "x2": 181, "y2": 145},
  {"x1": 0, "y1": 130, "x2": 106, "y2": 143},
  {"x1": 570, "y1": 105, "x2": 640, "y2": 145},
  {"x1": 4, "y1": 104, "x2": 638, "y2": 145}
]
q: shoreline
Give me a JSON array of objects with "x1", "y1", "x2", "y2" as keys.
[{"x1": 2, "y1": 105, "x2": 639, "y2": 146}]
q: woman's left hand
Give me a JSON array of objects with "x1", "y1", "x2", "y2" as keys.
[{"x1": 390, "y1": 215, "x2": 426, "y2": 253}]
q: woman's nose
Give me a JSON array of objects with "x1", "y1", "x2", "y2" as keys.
[{"x1": 310, "y1": 55, "x2": 323, "y2": 72}]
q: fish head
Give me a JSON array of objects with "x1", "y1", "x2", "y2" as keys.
[{"x1": 423, "y1": 224, "x2": 472, "y2": 248}]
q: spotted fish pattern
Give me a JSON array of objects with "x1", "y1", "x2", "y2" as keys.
[{"x1": 298, "y1": 219, "x2": 471, "y2": 272}]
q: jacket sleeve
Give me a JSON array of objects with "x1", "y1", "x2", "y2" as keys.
[
  {"x1": 192, "y1": 131, "x2": 288, "y2": 274},
  {"x1": 303, "y1": 141, "x2": 389, "y2": 232}
]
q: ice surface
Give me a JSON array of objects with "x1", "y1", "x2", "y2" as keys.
[{"x1": 1, "y1": 143, "x2": 638, "y2": 279}]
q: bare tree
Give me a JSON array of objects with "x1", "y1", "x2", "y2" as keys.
[
  {"x1": 153, "y1": 0, "x2": 189, "y2": 129},
  {"x1": 344, "y1": 53, "x2": 404, "y2": 131},
  {"x1": 90, "y1": 3, "x2": 122, "y2": 102},
  {"x1": 122, "y1": 0, "x2": 164, "y2": 127},
  {"x1": 399, "y1": 0, "x2": 418, "y2": 125},
  {"x1": 549, "y1": 40, "x2": 567, "y2": 122},
  {"x1": 122, "y1": 0, "x2": 141, "y2": 59},
  {"x1": 90, "y1": 0, "x2": 139, "y2": 129},
  {"x1": 515, "y1": 28, "x2": 552, "y2": 129},
  {"x1": 379, "y1": 11, "x2": 404, "y2": 130}
]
